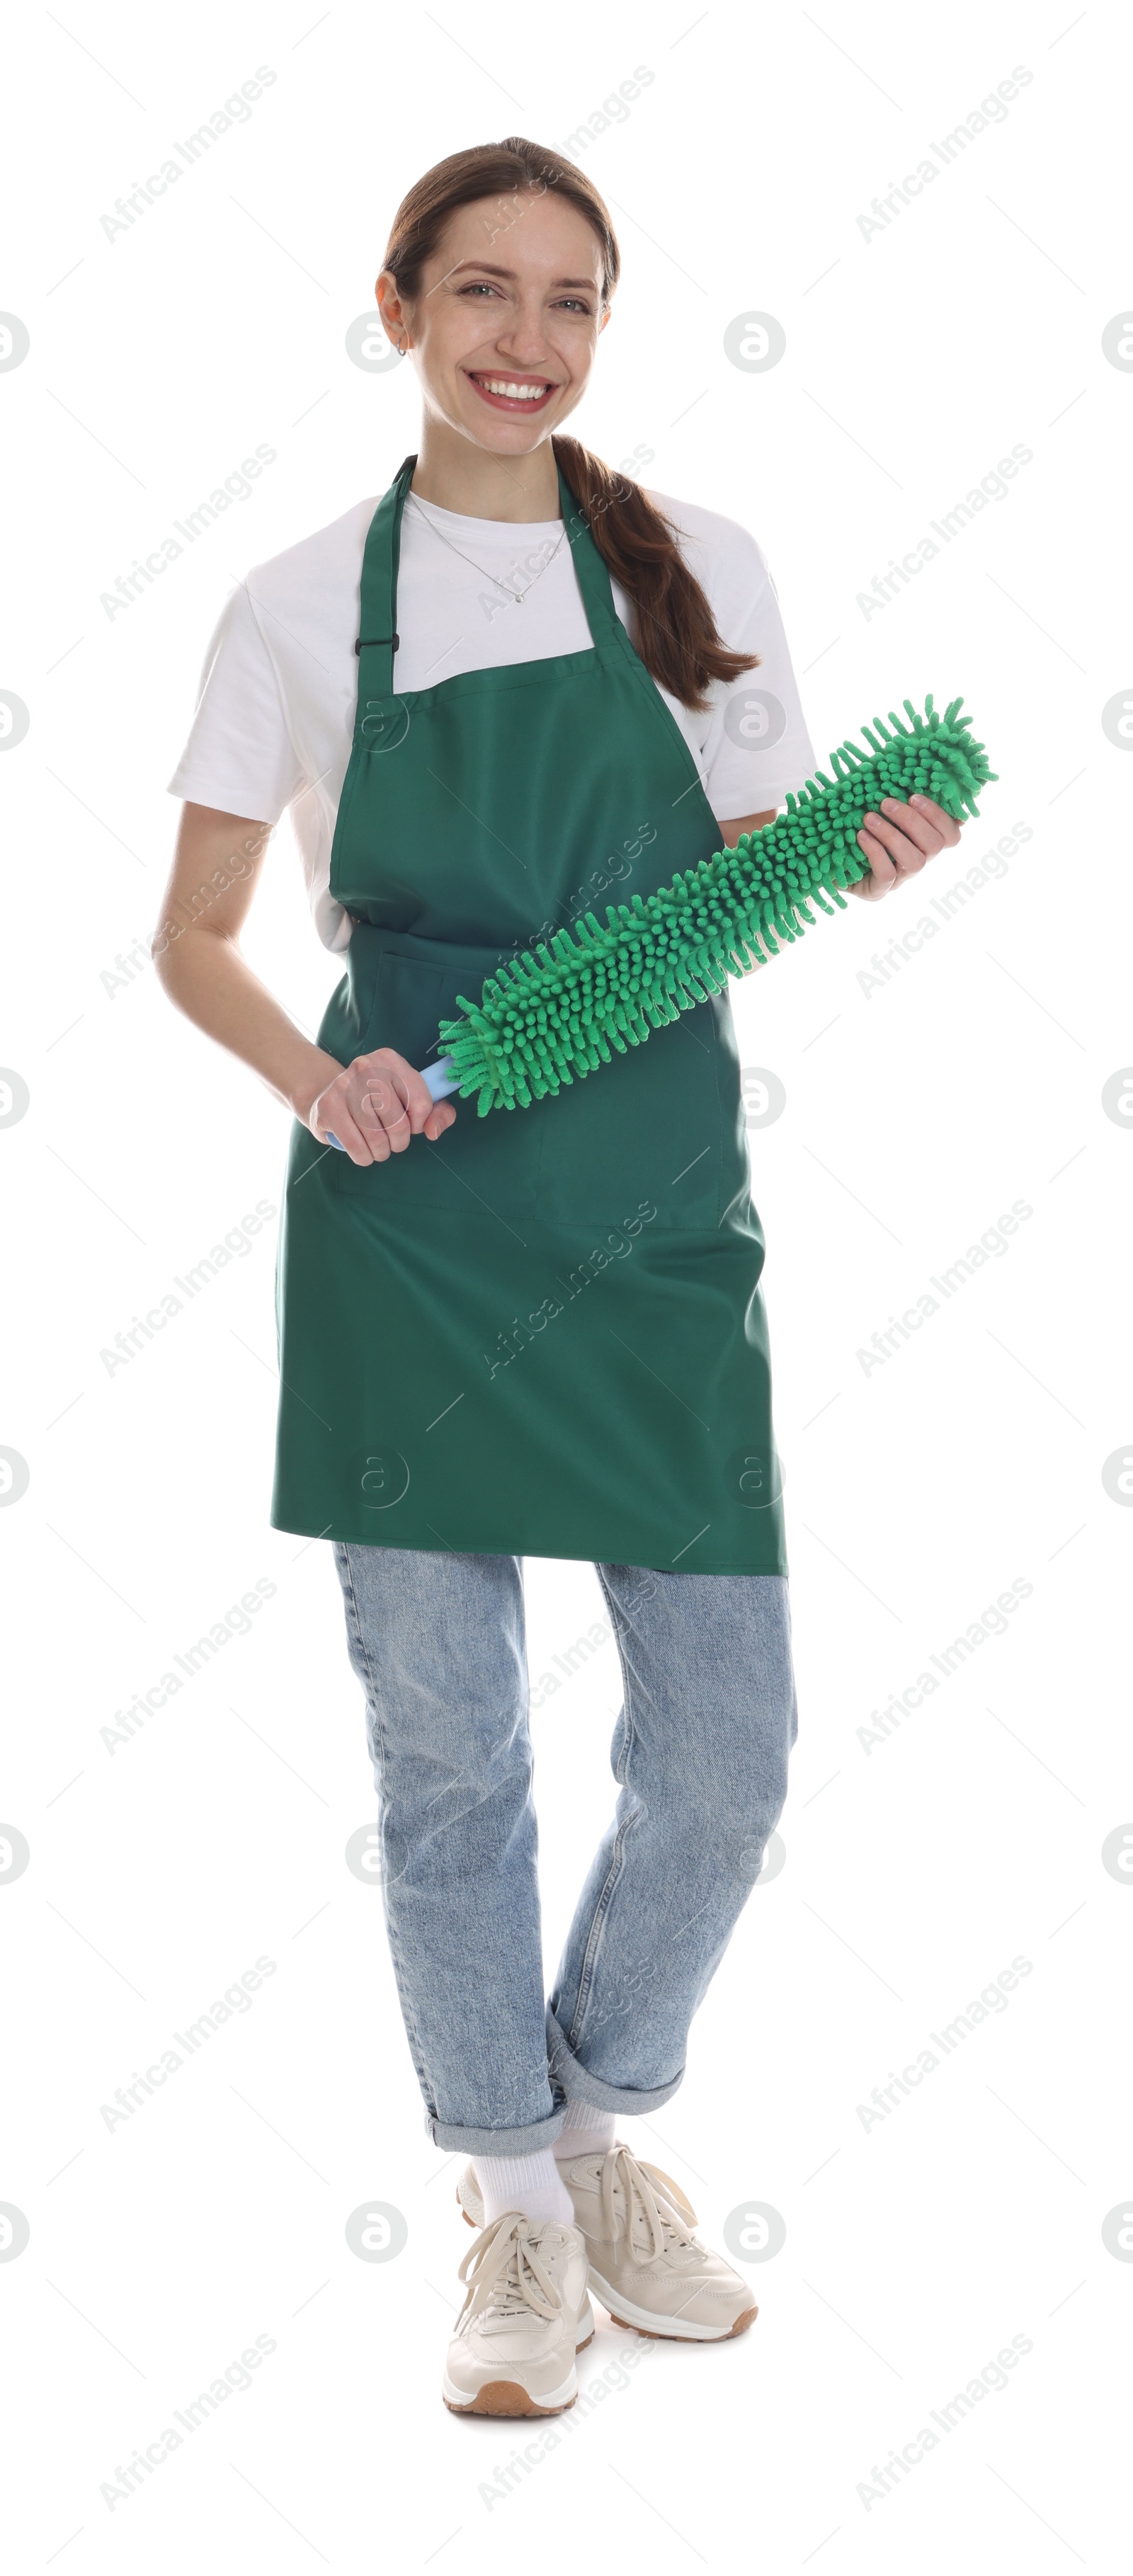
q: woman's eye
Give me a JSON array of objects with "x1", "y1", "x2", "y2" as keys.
[{"x1": 458, "y1": 283, "x2": 591, "y2": 311}]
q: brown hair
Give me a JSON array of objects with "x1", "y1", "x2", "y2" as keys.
[{"x1": 382, "y1": 139, "x2": 760, "y2": 712}]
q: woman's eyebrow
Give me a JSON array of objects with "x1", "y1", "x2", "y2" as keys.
[{"x1": 446, "y1": 259, "x2": 597, "y2": 289}]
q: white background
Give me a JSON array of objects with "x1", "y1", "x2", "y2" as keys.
[{"x1": 1, "y1": 2, "x2": 1129, "y2": 2568}]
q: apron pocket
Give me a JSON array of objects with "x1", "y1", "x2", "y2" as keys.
[
  {"x1": 533, "y1": 1002, "x2": 737, "y2": 1232},
  {"x1": 365, "y1": 947, "x2": 448, "y2": 1069}
]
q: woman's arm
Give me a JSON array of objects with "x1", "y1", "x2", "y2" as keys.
[
  {"x1": 717, "y1": 807, "x2": 778, "y2": 847},
  {"x1": 152, "y1": 803, "x2": 455, "y2": 1160}
]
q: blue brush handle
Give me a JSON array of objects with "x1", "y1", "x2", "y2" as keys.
[{"x1": 325, "y1": 1055, "x2": 460, "y2": 1150}]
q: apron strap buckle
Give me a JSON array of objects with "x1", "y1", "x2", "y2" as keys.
[{"x1": 355, "y1": 633, "x2": 399, "y2": 653}]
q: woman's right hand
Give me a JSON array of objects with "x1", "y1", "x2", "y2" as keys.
[{"x1": 307, "y1": 1046, "x2": 457, "y2": 1164}]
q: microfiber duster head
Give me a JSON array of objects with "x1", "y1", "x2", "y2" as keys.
[{"x1": 437, "y1": 694, "x2": 996, "y2": 1114}]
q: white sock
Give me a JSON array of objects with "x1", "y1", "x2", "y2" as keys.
[
  {"x1": 475, "y1": 2146, "x2": 574, "y2": 2228},
  {"x1": 553, "y1": 2099, "x2": 617, "y2": 2160}
]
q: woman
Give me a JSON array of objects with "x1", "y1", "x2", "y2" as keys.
[{"x1": 159, "y1": 138, "x2": 964, "y2": 2419}]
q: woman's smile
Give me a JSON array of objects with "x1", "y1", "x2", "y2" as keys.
[{"x1": 463, "y1": 368, "x2": 560, "y2": 413}]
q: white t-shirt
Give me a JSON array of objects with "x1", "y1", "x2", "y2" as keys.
[{"x1": 167, "y1": 484, "x2": 818, "y2": 953}]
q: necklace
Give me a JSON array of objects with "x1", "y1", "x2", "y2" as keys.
[{"x1": 406, "y1": 491, "x2": 568, "y2": 606}]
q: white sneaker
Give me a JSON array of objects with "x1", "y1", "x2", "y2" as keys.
[
  {"x1": 442, "y1": 2210, "x2": 593, "y2": 2416},
  {"x1": 458, "y1": 2147, "x2": 757, "y2": 2343}
]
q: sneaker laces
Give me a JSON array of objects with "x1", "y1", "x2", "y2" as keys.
[
  {"x1": 457, "y1": 2212, "x2": 565, "y2": 2330},
  {"x1": 599, "y1": 2145, "x2": 700, "y2": 2268}
]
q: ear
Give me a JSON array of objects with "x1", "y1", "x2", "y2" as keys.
[{"x1": 375, "y1": 269, "x2": 410, "y2": 350}]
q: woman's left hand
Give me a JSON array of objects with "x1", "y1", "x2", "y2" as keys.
[{"x1": 850, "y1": 793, "x2": 962, "y2": 899}]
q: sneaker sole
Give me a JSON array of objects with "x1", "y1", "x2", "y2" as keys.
[
  {"x1": 591, "y1": 2270, "x2": 758, "y2": 2342},
  {"x1": 442, "y1": 2373, "x2": 579, "y2": 2417}
]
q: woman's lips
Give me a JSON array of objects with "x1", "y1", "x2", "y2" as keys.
[{"x1": 465, "y1": 371, "x2": 558, "y2": 414}]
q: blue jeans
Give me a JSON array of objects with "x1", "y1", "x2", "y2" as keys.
[{"x1": 332, "y1": 1546, "x2": 797, "y2": 2153}]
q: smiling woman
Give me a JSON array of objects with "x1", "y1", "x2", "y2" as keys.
[
  {"x1": 375, "y1": 141, "x2": 763, "y2": 709},
  {"x1": 156, "y1": 130, "x2": 969, "y2": 2430}
]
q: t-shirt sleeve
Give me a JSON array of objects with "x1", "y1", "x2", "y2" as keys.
[
  {"x1": 166, "y1": 582, "x2": 307, "y2": 822},
  {"x1": 698, "y1": 539, "x2": 819, "y2": 824}
]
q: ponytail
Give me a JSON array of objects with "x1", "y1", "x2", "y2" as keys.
[{"x1": 552, "y1": 435, "x2": 759, "y2": 713}]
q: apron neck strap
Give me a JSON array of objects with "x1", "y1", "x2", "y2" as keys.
[
  {"x1": 555, "y1": 459, "x2": 622, "y2": 644},
  {"x1": 355, "y1": 453, "x2": 416, "y2": 699},
  {"x1": 355, "y1": 450, "x2": 623, "y2": 694}
]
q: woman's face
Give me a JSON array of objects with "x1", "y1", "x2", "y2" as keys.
[{"x1": 377, "y1": 190, "x2": 609, "y2": 455}]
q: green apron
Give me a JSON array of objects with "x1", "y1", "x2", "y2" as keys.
[{"x1": 271, "y1": 454, "x2": 787, "y2": 1574}]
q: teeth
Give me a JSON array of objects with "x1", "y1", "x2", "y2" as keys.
[{"x1": 476, "y1": 377, "x2": 549, "y2": 400}]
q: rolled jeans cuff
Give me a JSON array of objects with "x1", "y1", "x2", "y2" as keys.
[
  {"x1": 545, "y1": 2007, "x2": 685, "y2": 2117},
  {"x1": 424, "y1": 2105, "x2": 566, "y2": 2155}
]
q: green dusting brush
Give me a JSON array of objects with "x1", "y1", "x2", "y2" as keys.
[{"x1": 420, "y1": 693, "x2": 996, "y2": 1116}]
